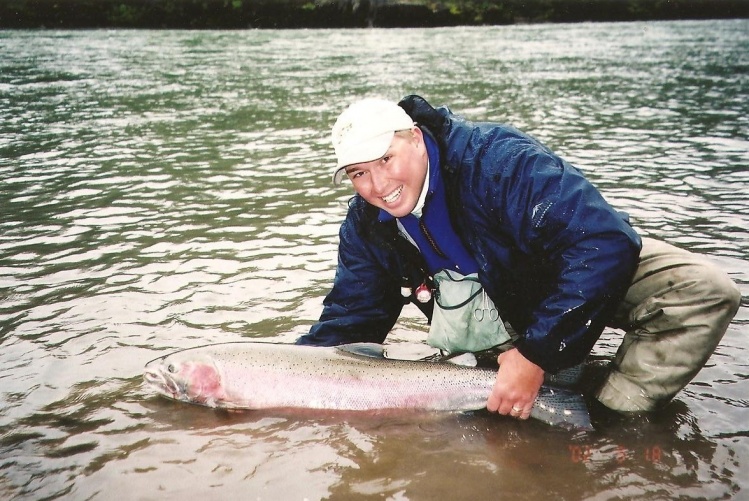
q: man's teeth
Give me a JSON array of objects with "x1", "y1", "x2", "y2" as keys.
[{"x1": 382, "y1": 186, "x2": 403, "y2": 204}]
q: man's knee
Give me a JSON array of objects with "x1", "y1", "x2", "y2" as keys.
[
  {"x1": 693, "y1": 259, "x2": 741, "y2": 323},
  {"x1": 597, "y1": 247, "x2": 741, "y2": 413}
]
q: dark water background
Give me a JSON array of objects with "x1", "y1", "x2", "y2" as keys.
[{"x1": 1, "y1": 20, "x2": 748, "y2": 500}]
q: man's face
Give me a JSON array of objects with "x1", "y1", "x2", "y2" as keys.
[{"x1": 344, "y1": 127, "x2": 428, "y2": 218}]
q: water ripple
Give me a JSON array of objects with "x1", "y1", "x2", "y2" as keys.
[{"x1": 1, "y1": 21, "x2": 748, "y2": 500}]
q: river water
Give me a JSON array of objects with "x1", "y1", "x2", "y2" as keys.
[{"x1": 1, "y1": 20, "x2": 747, "y2": 500}]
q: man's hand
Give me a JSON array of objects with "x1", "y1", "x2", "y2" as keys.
[{"x1": 486, "y1": 348, "x2": 545, "y2": 420}]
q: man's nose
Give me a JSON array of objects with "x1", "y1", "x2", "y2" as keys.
[{"x1": 370, "y1": 165, "x2": 387, "y2": 194}]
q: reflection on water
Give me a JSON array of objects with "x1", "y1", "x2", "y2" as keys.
[{"x1": 1, "y1": 20, "x2": 748, "y2": 500}]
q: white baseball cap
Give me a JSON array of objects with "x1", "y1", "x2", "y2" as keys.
[{"x1": 331, "y1": 98, "x2": 415, "y2": 185}]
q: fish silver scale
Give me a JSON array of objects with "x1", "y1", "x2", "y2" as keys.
[
  {"x1": 143, "y1": 342, "x2": 593, "y2": 431},
  {"x1": 201, "y1": 343, "x2": 491, "y2": 411}
]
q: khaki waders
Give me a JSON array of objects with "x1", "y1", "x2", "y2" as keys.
[{"x1": 595, "y1": 238, "x2": 742, "y2": 412}]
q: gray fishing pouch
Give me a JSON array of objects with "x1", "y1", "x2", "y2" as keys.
[{"x1": 427, "y1": 269, "x2": 511, "y2": 354}]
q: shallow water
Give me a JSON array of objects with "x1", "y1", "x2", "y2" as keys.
[{"x1": 1, "y1": 20, "x2": 748, "y2": 500}]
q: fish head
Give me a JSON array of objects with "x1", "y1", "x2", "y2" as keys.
[{"x1": 144, "y1": 351, "x2": 226, "y2": 407}]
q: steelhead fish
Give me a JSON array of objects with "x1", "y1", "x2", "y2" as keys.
[{"x1": 143, "y1": 342, "x2": 593, "y2": 431}]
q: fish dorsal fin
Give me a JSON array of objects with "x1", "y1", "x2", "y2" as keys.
[
  {"x1": 384, "y1": 343, "x2": 441, "y2": 361},
  {"x1": 336, "y1": 343, "x2": 444, "y2": 362},
  {"x1": 335, "y1": 343, "x2": 387, "y2": 359}
]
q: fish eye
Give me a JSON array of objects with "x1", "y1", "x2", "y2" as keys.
[{"x1": 167, "y1": 364, "x2": 176, "y2": 373}]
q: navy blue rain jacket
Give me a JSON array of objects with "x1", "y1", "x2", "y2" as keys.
[{"x1": 297, "y1": 95, "x2": 641, "y2": 373}]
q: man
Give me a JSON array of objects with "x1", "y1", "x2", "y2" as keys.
[{"x1": 297, "y1": 95, "x2": 741, "y2": 420}]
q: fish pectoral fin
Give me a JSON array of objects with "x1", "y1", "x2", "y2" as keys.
[{"x1": 443, "y1": 352, "x2": 478, "y2": 367}]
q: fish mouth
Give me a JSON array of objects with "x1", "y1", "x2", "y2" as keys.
[{"x1": 143, "y1": 364, "x2": 183, "y2": 400}]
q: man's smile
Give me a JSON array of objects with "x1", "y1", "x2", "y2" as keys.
[{"x1": 381, "y1": 185, "x2": 403, "y2": 204}]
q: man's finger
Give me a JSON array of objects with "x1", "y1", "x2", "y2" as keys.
[{"x1": 517, "y1": 400, "x2": 535, "y2": 420}]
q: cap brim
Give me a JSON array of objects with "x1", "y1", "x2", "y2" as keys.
[
  {"x1": 332, "y1": 166, "x2": 347, "y2": 185},
  {"x1": 332, "y1": 131, "x2": 394, "y2": 185}
]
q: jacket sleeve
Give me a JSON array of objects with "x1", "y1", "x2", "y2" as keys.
[
  {"x1": 493, "y1": 143, "x2": 642, "y2": 373},
  {"x1": 296, "y1": 210, "x2": 405, "y2": 347}
]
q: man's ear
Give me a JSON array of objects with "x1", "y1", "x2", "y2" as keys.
[{"x1": 411, "y1": 126, "x2": 424, "y2": 145}]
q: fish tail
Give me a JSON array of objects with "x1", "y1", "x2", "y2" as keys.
[
  {"x1": 532, "y1": 386, "x2": 594, "y2": 431},
  {"x1": 543, "y1": 362, "x2": 585, "y2": 388}
]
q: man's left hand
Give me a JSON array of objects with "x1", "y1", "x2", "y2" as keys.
[{"x1": 486, "y1": 348, "x2": 545, "y2": 420}]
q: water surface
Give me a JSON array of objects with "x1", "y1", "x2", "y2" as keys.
[{"x1": 1, "y1": 20, "x2": 748, "y2": 500}]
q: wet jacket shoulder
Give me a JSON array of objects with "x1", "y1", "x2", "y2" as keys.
[{"x1": 400, "y1": 95, "x2": 642, "y2": 372}]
